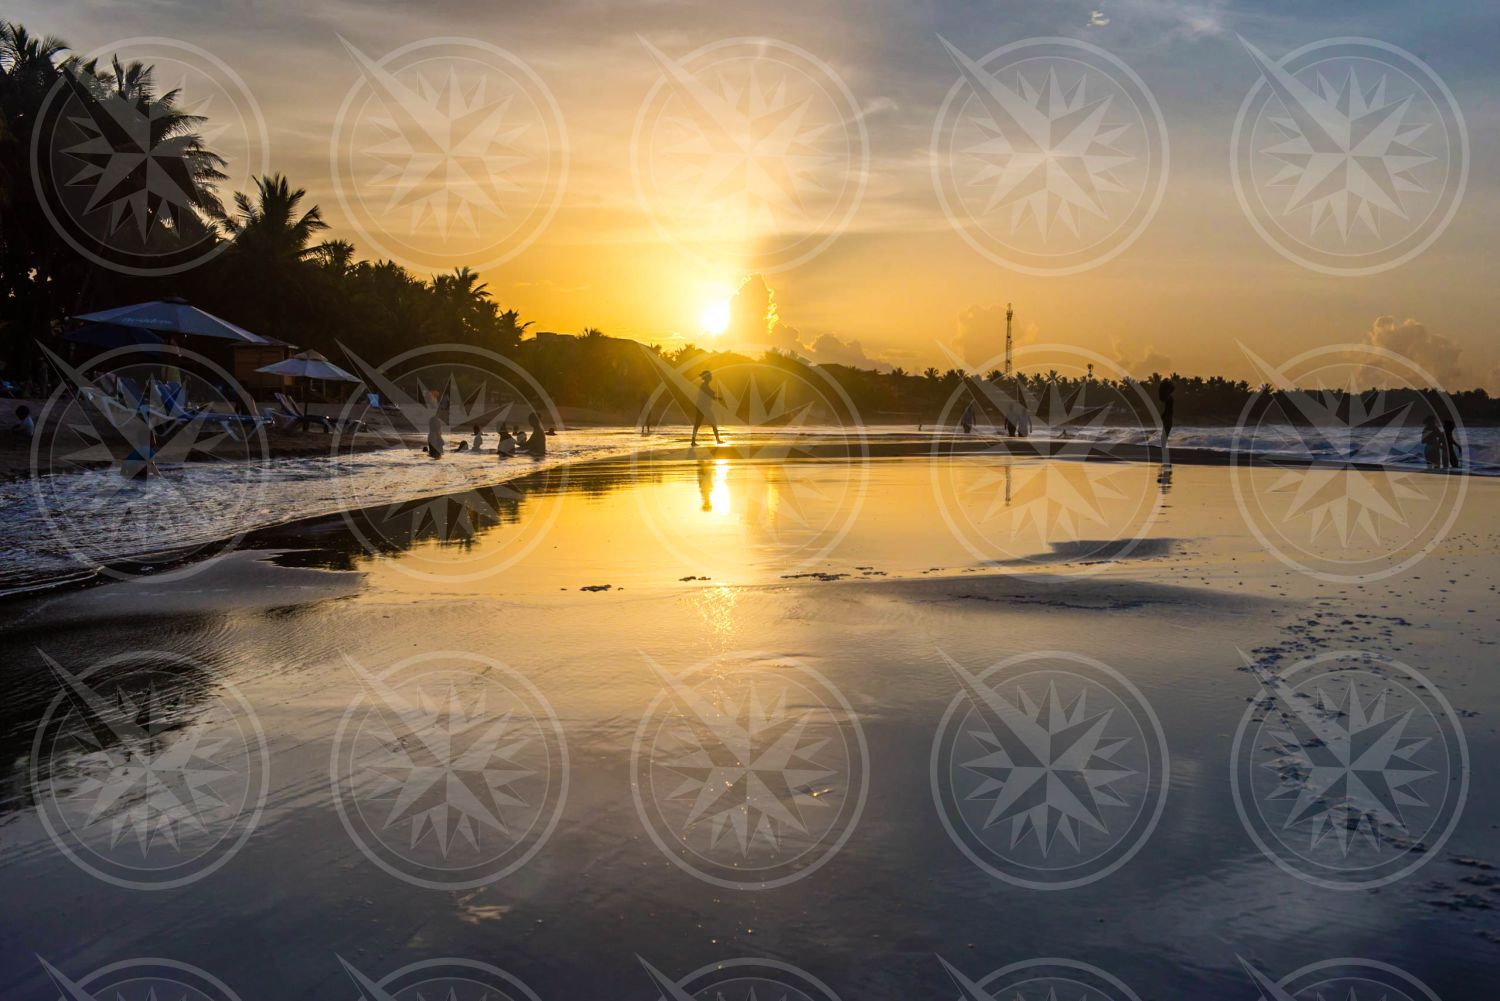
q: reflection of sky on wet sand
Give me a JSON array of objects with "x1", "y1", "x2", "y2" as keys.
[{"x1": 0, "y1": 458, "x2": 1497, "y2": 998}]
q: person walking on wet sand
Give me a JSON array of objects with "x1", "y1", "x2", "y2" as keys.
[
  {"x1": 1157, "y1": 379, "x2": 1175, "y2": 452},
  {"x1": 691, "y1": 370, "x2": 723, "y2": 447}
]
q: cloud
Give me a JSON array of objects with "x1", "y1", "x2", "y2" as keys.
[
  {"x1": 726, "y1": 274, "x2": 890, "y2": 370},
  {"x1": 1361, "y1": 315, "x2": 1463, "y2": 388},
  {"x1": 1111, "y1": 336, "x2": 1173, "y2": 377},
  {"x1": 1102, "y1": 0, "x2": 1231, "y2": 40}
]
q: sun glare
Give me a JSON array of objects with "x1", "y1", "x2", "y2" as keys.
[{"x1": 700, "y1": 298, "x2": 730, "y2": 336}]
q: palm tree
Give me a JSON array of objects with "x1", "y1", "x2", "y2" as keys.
[
  {"x1": 215, "y1": 173, "x2": 329, "y2": 338},
  {"x1": 220, "y1": 174, "x2": 327, "y2": 262}
]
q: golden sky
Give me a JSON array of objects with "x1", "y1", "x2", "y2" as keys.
[{"x1": 18, "y1": 0, "x2": 1500, "y2": 386}]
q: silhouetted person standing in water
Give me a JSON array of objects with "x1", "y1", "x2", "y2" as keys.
[
  {"x1": 524, "y1": 411, "x2": 547, "y2": 457},
  {"x1": 960, "y1": 401, "x2": 975, "y2": 434},
  {"x1": 691, "y1": 370, "x2": 723, "y2": 447},
  {"x1": 1158, "y1": 379, "x2": 1175, "y2": 451},
  {"x1": 1421, "y1": 416, "x2": 1444, "y2": 468},
  {"x1": 1443, "y1": 419, "x2": 1461, "y2": 470}
]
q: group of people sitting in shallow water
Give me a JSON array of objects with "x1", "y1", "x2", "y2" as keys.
[{"x1": 425, "y1": 410, "x2": 550, "y2": 460}]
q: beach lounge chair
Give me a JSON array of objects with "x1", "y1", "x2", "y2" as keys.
[
  {"x1": 160, "y1": 381, "x2": 268, "y2": 438},
  {"x1": 273, "y1": 392, "x2": 336, "y2": 432}
]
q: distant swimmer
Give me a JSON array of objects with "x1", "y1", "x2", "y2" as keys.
[{"x1": 691, "y1": 370, "x2": 723, "y2": 447}]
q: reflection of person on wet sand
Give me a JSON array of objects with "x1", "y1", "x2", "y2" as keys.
[
  {"x1": 698, "y1": 461, "x2": 714, "y2": 511},
  {"x1": 691, "y1": 370, "x2": 723, "y2": 447}
]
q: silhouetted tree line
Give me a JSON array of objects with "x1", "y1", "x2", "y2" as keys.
[{"x1": 3, "y1": 22, "x2": 1496, "y2": 426}]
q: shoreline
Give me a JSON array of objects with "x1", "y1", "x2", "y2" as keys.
[{"x1": 5, "y1": 431, "x2": 1485, "y2": 599}]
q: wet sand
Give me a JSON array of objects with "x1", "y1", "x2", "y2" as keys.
[{"x1": 1, "y1": 456, "x2": 1497, "y2": 999}]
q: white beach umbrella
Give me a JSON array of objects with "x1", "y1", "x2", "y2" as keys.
[{"x1": 254, "y1": 350, "x2": 359, "y2": 382}]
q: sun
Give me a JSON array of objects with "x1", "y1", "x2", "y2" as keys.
[{"x1": 699, "y1": 298, "x2": 730, "y2": 336}]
